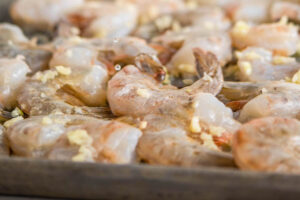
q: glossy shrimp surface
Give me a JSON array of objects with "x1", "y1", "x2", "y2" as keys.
[
  {"x1": 233, "y1": 117, "x2": 300, "y2": 174},
  {"x1": 0, "y1": 58, "x2": 31, "y2": 109},
  {"x1": 231, "y1": 20, "x2": 299, "y2": 56},
  {"x1": 137, "y1": 114, "x2": 235, "y2": 167},
  {"x1": 6, "y1": 114, "x2": 142, "y2": 163},
  {"x1": 235, "y1": 47, "x2": 300, "y2": 81}
]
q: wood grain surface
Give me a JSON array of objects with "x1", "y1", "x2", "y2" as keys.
[{"x1": 0, "y1": 157, "x2": 300, "y2": 200}]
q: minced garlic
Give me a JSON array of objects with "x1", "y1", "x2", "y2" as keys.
[
  {"x1": 232, "y1": 21, "x2": 250, "y2": 35},
  {"x1": 155, "y1": 16, "x2": 172, "y2": 31},
  {"x1": 209, "y1": 126, "x2": 225, "y2": 137},
  {"x1": 4, "y1": 116, "x2": 23, "y2": 128},
  {"x1": 139, "y1": 121, "x2": 148, "y2": 130},
  {"x1": 34, "y1": 70, "x2": 58, "y2": 83},
  {"x1": 136, "y1": 88, "x2": 151, "y2": 98},
  {"x1": 72, "y1": 146, "x2": 94, "y2": 162},
  {"x1": 292, "y1": 70, "x2": 300, "y2": 84},
  {"x1": 190, "y1": 116, "x2": 201, "y2": 133},
  {"x1": 42, "y1": 116, "x2": 53, "y2": 125},
  {"x1": 67, "y1": 129, "x2": 92, "y2": 146},
  {"x1": 273, "y1": 56, "x2": 295, "y2": 65},
  {"x1": 56, "y1": 65, "x2": 71, "y2": 76},
  {"x1": 244, "y1": 51, "x2": 262, "y2": 61},
  {"x1": 239, "y1": 61, "x2": 252, "y2": 75},
  {"x1": 200, "y1": 132, "x2": 219, "y2": 151},
  {"x1": 178, "y1": 64, "x2": 195, "y2": 73}
]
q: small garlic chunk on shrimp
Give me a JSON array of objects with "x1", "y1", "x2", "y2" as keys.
[
  {"x1": 271, "y1": 1, "x2": 300, "y2": 23},
  {"x1": 6, "y1": 115, "x2": 142, "y2": 163},
  {"x1": 60, "y1": 1, "x2": 138, "y2": 38},
  {"x1": 231, "y1": 20, "x2": 299, "y2": 56},
  {"x1": 137, "y1": 114, "x2": 235, "y2": 168},
  {"x1": 11, "y1": 0, "x2": 84, "y2": 32},
  {"x1": 233, "y1": 117, "x2": 300, "y2": 174},
  {"x1": 0, "y1": 58, "x2": 31, "y2": 109},
  {"x1": 236, "y1": 47, "x2": 300, "y2": 81}
]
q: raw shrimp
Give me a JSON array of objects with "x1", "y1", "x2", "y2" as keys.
[
  {"x1": 271, "y1": 1, "x2": 300, "y2": 23},
  {"x1": 137, "y1": 114, "x2": 235, "y2": 167},
  {"x1": 233, "y1": 117, "x2": 300, "y2": 174},
  {"x1": 0, "y1": 58, "x2": 31, "y2": 109},
  {"x1": 134, "y1": 6, "x2": 230, "y2": 40},
  {"x1": 224, "y1": 0, "x2": 273, "y2": 23},
  {"x1": 222, "y1": 80, "x2": 300, "y2": 122},
  {"x1": 108, "y1": 49, "x2": 222, "y2": 116},
  {"x1": 6, "y1": 114, "x2": 142, "y2": 163},
  {"x1": 0, "y1": 23, "x2": 28, "y2": 43},
  {"x1": 120, "y1": 0, "x2": 185, "y2": 24},
  {"x1": 11, "y1": 0, "x2": 84, "y2": 32},
  {"x1": 231, "y1": 20, "x2": 299, "y2": 56},
  {"x1": 235, "y1": 47, "x2": 300, "y2": 81},
  {"x1": 108, "y1": 49, "x2": 240, "y2": 132},
  {"x1": 166, "y1": 33, "x2": 232, "y2": 78},
  {"x1": 59, "y1": 1, "x2": 138, "y2": 38},
  {"x1": 0, "y1": 125, "x2": 9, "y2": 156}
]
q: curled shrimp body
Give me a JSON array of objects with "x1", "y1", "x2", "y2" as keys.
[
  {"x1": 108, "y1": 49, "x2": 223, "y2": 117},
  {"x1": 60, "y1": 1, "x2": 138, "y2": 38},
  {"x1": 137, "y1": 114, "x2": 236, "y2": 168},
  {"x1": 6, "y1": 115, "x2": 142, "y2": 163},
  {"x1": 233, "y1": 117, "x2": 300, "y2": 174},
  {"x1": 108, "y1": 50, "x2": 240, "y2": 133},
  {"x1": 0, "y1": 58, "x2": 31, "y2": 110},
  {"x1": 231, "y1": 20, "x2": 299, "y2": 56},
  {"x1": 235, "y1": 47, "x2": 300, "y2": 82},
  {"x1": 11, "y1": 0, "x2": 84, "y2": 32}
]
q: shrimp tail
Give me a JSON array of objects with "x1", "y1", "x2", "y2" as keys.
[
  {"x1": 184, "y1": 48, "x2": 223, "y2": 95},
  {"x1": 135, "y1": 53, "x2": 167, "y2": 82},
  {"x1": 81, "y1": 106, "x2": 115, "y2": 120}
]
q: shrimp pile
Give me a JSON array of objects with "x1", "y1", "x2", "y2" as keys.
[{"x1": 1, "y1": 0, "x2": 300, "y2": 174}]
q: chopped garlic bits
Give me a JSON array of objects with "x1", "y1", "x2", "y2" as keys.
[
  {"x1": 136, "y1": 88, "x2": 151, "y2": 98},
  {"x1": 272, "y1": 56, "x2": 295, "y2": 65},
  {"x1": 55, "y1": 65, "x2": 71, "y2": 75},
  {"x1": 4, "y1": 116, "x2": 23, "y2": 128},
  {"x1": 67, "y1": 129, "x2": 92, "y2": 146},
  {"x1": 292, "y1": 70, "x2": 300, "y2": 84},
  {"x1": 190, "y1": 116, "x2": 201, "y2": 133},
  {"x1": 232, "y1": 21, "x2": 250, "y2": 35},
  {"x1": 34, "y1": 70, "x2": 58, "y2": 84},
  {"x1": 239, "y1": 61, "x2": 252, "y2": 75}
]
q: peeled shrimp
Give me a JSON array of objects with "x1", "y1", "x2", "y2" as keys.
[
  {"x1": 120, "y1": 0, "x2": 185, "y2": 24},
  {"x1": 11, "y1": 0, "x2": 84, "y2": 32},
  {"x1": 137, "y1": 114, "x2": 235, "y2": 167},
  {"x1": 0, "y1": 23, "x2": 28, "y2": 43},
  {"x1": 108, "y1": 50, "x2": 240, "y2": 133},
  {"x1": 167, "y1": 33, "x2": 232, "y2": 78},
  {"x1": 235, "y1": 47, "x2": 300, "y2": 81},
  {"x1": 271, "y1": 1, "x2": 300, "y2": 23},
  {"x1": 6, "y1": 114, "x2": 142, "y2": 163},
  {"x1": 233, "y1": 117, "x2": 300, "y2": 174},
  {"x1": 0, "y1": 58, "x2": 31, "y2": 109},
  {"x1": 108, "y1": 49, "x2": 223, "y2": 117},
  {"x1": 59, "y1": 1, "x2": 138, "y2": 38},
  {"x1": 134, "y1": 6, "x2": 230, "y2": 40},
  {"x1": 231, "y1": 20, "x2": 299, "y2": 56},
  {"x1": 224, "y1": 0, "x2": 273, "y2": 23}
]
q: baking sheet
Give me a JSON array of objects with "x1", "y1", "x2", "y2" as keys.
[{"x1": 1, "y1": 1, "x2": 300, "y2": 199}]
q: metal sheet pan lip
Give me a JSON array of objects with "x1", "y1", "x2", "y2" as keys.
[{"x1": 0, "y1": 156, "x2": 299, "y2": 179}]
